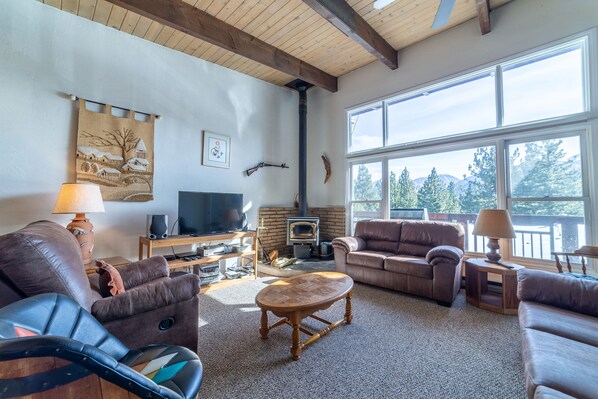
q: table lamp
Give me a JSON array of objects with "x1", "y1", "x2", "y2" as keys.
[
  {"x1": 53, "y1": 183, "x2": 105, "y2": 266},
  {"x1": 472, "y1": 209, "x2": 516, "y2": 264}
]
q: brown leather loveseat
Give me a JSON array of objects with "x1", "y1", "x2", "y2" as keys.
[
  {"x1": 517, "y1": 269, "x2": 598, "y2": 398},
  {"x1": 332, "y1": 219, "x2": 464, "y2": 306}
]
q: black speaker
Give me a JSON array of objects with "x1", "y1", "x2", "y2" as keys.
[{"x1": 147, "y1": 214, "x2": 168, "y2": 239}]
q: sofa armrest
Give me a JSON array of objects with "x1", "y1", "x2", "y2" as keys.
[
  {"x1": 517, "y1": 269, "x2": 598, "y2": 318},
  {"x1": 115, "y1": 257, "x2": 169, "y2": 290},
  {"x1": 425, "y1": 245, "x2": 463, "y2": 265},
  {"x1": 332, "y1": 237, "x2": 366, "y2": 253},
  {"x1": 91, "y1": 274, "x2": 200, "y2": 323}
]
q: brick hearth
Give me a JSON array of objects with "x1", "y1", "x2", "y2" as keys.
[{"x1": 257, "y1": 207, "x2": 346, "y2": 259}]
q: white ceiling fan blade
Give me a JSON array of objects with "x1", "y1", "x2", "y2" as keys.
[
  {"x1": 432, "y1": 0, "x2": 456, "y2": 29},
  {"x1": 373, "y1": 0, "x2": 397, "y2": 10}
]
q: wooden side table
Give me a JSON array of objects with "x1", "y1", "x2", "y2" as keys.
[{"x1": 465, "y1": 258, "x2": 525, "y2": 315}]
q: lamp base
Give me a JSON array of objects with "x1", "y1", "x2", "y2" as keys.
[
  {"x1": 485, "y1": 237, "x2": 502, "y2": 263},
  {"x1": 66, "y1": 213, "x2": 95, "y2": 266}
]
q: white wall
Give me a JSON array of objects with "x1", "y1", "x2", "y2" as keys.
[
  {"x1": 307, "y1": 0, "x2": 598, "y2": 208},
  {"x1": 0, "y1": 0, "x2": 299, "y2": 260}
]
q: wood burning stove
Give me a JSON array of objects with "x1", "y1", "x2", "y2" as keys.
[
  {"x1": 287, "y1": 217, "x2": 319, "y2": 246},
  {"x1": 287, "y1": 217, "x2": 319, "y2": 258}
]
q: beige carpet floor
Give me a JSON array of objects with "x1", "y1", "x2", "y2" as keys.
[{"x1": 197, "y1": 277, "x2": 525, "y2": 399}]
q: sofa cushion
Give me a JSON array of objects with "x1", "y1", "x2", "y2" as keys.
[
  {"x1": 519, "y1": 301, "x2": 598, "y2": 348},
  {"x1": 518, "y1": 269, "x2": 598, "y2": 318},
  {"x1": 521, "y1": 327, "x2": 598, "y2": 399},
  {"x1": 346, "y1": 251, "x2": 392, "y2": 270},
  {"x1": 384, "y1": 255, "x2": 433, "y2": 279},
  {"x1": 355, "y1": 219, "x2": 402, "y2": 241},
  {"x1": 367, "y1": 240, "x2": 400, "y2": 253},
  {"x1": 354, "y1": 220, "x2": 401, "y2": 253},
  {"x1": 398, "y1": 221, "x2": 464, "y2": 256}
]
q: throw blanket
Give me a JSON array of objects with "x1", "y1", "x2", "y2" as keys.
[{"x1": 425, "y1": 245, "x2": 463, "y2": 265}]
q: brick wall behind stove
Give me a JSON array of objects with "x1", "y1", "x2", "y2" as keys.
[{"x1": 258, "y1": 207, "x2": 346, "y2": 259}]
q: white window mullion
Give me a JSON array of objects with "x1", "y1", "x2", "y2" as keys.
[
  {"x1": 382, "y1": 101, "x2": 389, "y2": 147},
  {"x1": 495, "y1": 65, "x2": 504, "y2": 128},
  {"x1": 382, "y1": 158, "x2": 389, "y2": 219},
  {"x1": 496, "y1": 138, "x2": 507, "y2": 208},
  {"x1": 496, "y1": 138, "x2": 512, "y2": 260}
]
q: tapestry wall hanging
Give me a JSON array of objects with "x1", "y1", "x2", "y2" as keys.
[{"x1": 75, "y1": 99, "x2": 155, "y2": 201}]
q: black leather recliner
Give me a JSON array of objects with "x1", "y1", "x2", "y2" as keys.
[{"x1": 0, "y1": 293, "x2": 203, "y2": 399}]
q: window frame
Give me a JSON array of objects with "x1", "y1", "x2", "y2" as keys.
[
  {"x1": 384, "y1": 67, "x2": 498, "y2": 147},
  {"x1": 499, "y1": 37, "x2": 590, "y2": 126},
  {"x1": 348, "y1": 158, "x2": 387, "y2": 229},
  {"x1": 504, "y1": 128, "x2": 591, "y2": 264},
  {"x1": 347, "y1": 102, "x2": 385, "y2": 154}
]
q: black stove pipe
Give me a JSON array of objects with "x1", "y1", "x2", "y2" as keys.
[{"x1": 297, "y1": 84, "x2": 308, "y2": 217}]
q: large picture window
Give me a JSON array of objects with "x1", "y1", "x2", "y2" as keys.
[
  {"x1": 388, "y1": 146, "x2": 496, "y2": 252},
  {"x1": 345, "y1": 34, "x2": 592, "y2": 264}
]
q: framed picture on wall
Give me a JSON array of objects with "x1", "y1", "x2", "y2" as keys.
[{"x1": 202, "y1": 131, "x2": 230, "y2": 169}]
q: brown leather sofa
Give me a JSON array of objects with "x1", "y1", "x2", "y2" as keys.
[
  {"x1": 517, "y1": 269, "x2": 598, "y2": 398},
  {"x1": 0, "y1": 220, "x2": 200, "y2": 352},
  {"x1": 332, "y1": 219, "x2": 464, "y2": 306}
]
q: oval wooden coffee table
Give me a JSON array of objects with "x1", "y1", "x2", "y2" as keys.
[{"x1": 255, "y1": 271, "x2": 353, "y2": 360}]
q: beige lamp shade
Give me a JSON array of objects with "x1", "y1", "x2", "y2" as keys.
[
  {"x1": 472, "y1": 209, "x2": 516, "y2": 239},
  {"x1": 52, "y1": 183, "x2": 105, "y2": 214}
]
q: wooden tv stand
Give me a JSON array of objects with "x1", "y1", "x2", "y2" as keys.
[{"x1": 139, "y1": 231, "x2": 258, "y2": 285}]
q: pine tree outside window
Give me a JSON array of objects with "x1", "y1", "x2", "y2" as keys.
[{"x1": 350, "y1": 162, "x2": 383, "y2": 232}]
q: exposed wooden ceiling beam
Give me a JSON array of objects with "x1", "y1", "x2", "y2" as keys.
[
  {"x1": 302, "y1": 0, "x2": 398, "y2": 70},
  {"x1": 105, "y1": 0, "x2": 338, "y2": 92},
  {"x1": 476, "y1": 0, "x2": 491, "y2": 35}
]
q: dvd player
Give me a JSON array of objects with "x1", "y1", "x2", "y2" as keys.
[
  {"x1": 199, "y1": 245, "x2": 233, "y2": 256},
  {"x1": 198, "y1": 264, "x2": 220, "y2": 278},
  {"x1": 199, "y1": 274, "x2": 222, "y2": 286}
]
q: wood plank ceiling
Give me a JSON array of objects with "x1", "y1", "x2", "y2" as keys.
[{"x1": 39, "y1": 0, "x2": 512, "y2": 91}]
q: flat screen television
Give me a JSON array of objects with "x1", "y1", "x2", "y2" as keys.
[{"x1": 178, "y1": 191, "x2": 244, "y2": 235}]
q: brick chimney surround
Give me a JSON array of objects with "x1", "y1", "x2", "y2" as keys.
[{"x1": 258, "y1": 207, "x2": 346, "y2": 260}]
